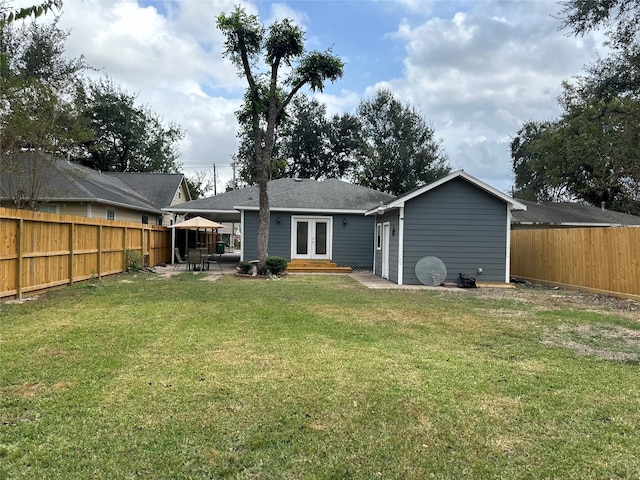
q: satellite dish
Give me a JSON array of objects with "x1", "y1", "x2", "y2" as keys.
[{"x1": 415, "y1": 256, "x2": 447, "y2": 286}]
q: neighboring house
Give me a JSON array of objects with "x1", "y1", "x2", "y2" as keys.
[
  {"x1": 511, "y1": 199, "x2": 640, "y2": 229},
  {"x1": 0, "y1": 152, "x2": 189, "y2": 225},
  {"x1": 166, "y1": 171, "x2": 526, "y2": 285},
  {"x1": 106, "y1": 172, "x2": 191, "y2": 226}
]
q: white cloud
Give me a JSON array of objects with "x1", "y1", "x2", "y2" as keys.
[
  {"x1": 11, "y1": 0, "x2": 612, "y2": 195},
  {"x1": 383, "y1": 1, "x2": 607, "y2": 192}
]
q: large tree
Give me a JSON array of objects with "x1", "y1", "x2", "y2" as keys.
[
  {"x1": 353, "y1": 88, "x2": 450, "y2": 195},
  {"x1": 511, "y1": 0, "x2": 640, "y2": 213},
  {"x1": 512, "y1": 83, "x2": 640, "y2": 213},
  {"x1": 77, "y1": 78, "x2": 184, "y2": 173},
  {"x1": 0, "y1": 15, "x2": 92, "y2": 209},
  {"x1": 235, "y1": 94, "x2": 360, "y2": 184},
  {"x1": 217, "y1": 6, "x2": 343, "y2": 269}
]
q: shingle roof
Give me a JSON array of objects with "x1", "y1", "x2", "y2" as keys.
[
  {"x1": 106, "y1": 172, "x2": 188, "y2": 208},
  {"x1": 0, "y1": 153, "x2": 163, "y2": 214},
  {"x1": 512, "y1": 199, "x2": 640, "y2": 226},
  {"x1": 165, "y1": 178, "x2": 392, "y2": 214}
]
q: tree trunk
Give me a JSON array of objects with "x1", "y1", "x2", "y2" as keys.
[{"x1": 256, "y1": 148, "x2": 271, "y2": 273}]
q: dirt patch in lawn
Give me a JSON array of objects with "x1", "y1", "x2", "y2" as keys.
[{"x1": 471, "y1": 284, "x2": 640, "y2": 322}]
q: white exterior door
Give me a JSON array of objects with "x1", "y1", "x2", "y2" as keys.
[
  {"x1": 291, "y1": 216, "x2": 332, "y2": 260},
  {"x1": 381, "y1": 222, "x2": 390, "y2": 279}
]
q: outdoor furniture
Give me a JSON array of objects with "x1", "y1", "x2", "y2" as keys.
[
  {"x1": 173, "y1": 248, "x2": 187, "y2": 270},
  {"x1": 187, "y1": 249, "x2": 202, "y2": 271}
]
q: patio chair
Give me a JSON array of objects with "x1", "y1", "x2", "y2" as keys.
[
  {"x1": 174, "y1": 248, "x2": 187, "y2": 270},
  {"x1": 187, "y1": 249, "x2": 202, "y2": 271}
]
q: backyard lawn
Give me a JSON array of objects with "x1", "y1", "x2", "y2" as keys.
[{"x1": 1, "y1": 272, "x2": 639, "y2": 479}]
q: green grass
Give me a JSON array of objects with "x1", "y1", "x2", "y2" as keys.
[{"x1": 1, "y1": 273, "x2": 640, "y2": 479}]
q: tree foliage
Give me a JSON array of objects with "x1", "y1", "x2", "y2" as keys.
[
  {"x1": 512, "y1": 0, "x2": 640, "y2": 214},
  {"x1": 559, "y1": 0, "x2": 640, "y2": 48},
  {"x1": 512, "y1": 82, "x2": 640, "y2": 213},
  {"x1": 353, "y1": 88, "x2": 450, "y2": 195},
  {"x1": 76, "y1": 78, "x2": 184, "y2": 173},
  {"x1": 217, "y1": 6, "x2": 343, "y2": 267}
]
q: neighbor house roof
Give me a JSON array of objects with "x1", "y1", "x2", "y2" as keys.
[
  {"x1": 511, "y1": 199, "x2": 640, "y2": 227},
  {"x1": 106, "y1": 172, "x2": 190, "y2": 208},
  {"x1": 0, "y1": 153, "x2": 163, "y2": 214},
  {"x1": 365, "y1": 170, "x2": 527, "y2": 215}
]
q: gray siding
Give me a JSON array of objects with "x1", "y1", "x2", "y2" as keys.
[
  {"x1": 243, "y1": 211, "x2": 375, "y2": 267},
  {"x1": 332, "y1": 214, "x2": 376, "y2": 268},
  {"x1": 242, "y1": 211, "x2": 291, "y2": 260},
  {"x1": 402, "y1": 178, "x2": 508, "y2": 285}
]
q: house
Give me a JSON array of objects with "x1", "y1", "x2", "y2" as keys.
[
  {"x1": 511, "y1": 199, "x2": 640, "y2": 229},
  {"x1": 105, "y1": 172, "x2": 191, "y2": 226},
  {"x1": 0, "y1": 152, "x2": 190, "y2": 225},
  {"x1": 166, "y1": 171, "x2": 526, "y2": 285}
]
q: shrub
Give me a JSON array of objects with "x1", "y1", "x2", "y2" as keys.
[
  {"x1": 238, "y1": 260, "x2": 253, "y2": 274},
  {"x1": 125, "y1": 249, "x2": 144, "y2": 272},
  {"x1": 265, "y1": 256, "x2": 288, "y2": 275}
]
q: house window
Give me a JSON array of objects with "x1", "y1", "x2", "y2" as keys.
[
  {"x1": 141, "y1": 215, "x2": 149, "y2": 224},
  {"x1": 106, "y1": 209, "x2": 116, "y2": 221},
  {"x1": 38, "y1": 204, "x2": 59, "y2": 214},
  {"x1": 376, "y1": 223, "x2": 382, "y2": 250}
]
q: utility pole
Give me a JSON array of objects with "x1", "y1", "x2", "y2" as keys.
[
  {"x1": 230, "y1": 159, "x2": 237, "y2": 190},
  {"x1": 213, "y1": 163, "x2": 217, "y2": 195}
]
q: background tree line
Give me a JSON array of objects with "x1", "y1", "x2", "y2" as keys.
[
  {"x1": 512, "y1": 0, "x2": 640, "y2": 215},
  {"x1": 234, "y1": 87, "x2": 450, "y2": 197},
  {"x1": 0, "y1": 4, "x2": 209, "y2": 203}
]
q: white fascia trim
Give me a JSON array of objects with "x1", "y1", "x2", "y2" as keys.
[
  {"x1": 397, "y1": 206, "x2": 404, "y2": 285},
  {"x1": 163, "y1": 207, "x2": 238, "y2": 214}
]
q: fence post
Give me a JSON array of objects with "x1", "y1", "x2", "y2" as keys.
[
  {"x1": 16, "y1": 218, "x2": 23, "y2": 300},
  {"x1": 68, "y1": 222, "x2": 74, "y2": 285},
  {"x1": 97, "y1": 225, "x2": 102, "y2": 280}
]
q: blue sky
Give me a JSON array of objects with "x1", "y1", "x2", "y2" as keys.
[{"x1": 22, "y1": 0, "x2": 608, "y2": 194}]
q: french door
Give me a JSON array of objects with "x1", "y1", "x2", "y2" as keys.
[{"x1": 291, "y1": 216, "x2": 332, "y2": 259}]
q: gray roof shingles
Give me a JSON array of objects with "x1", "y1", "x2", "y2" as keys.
[
  {"x1": 1, "y1": 154, "x2": 163, "y2": 213},
  {"x1": 512, "y1": 199, "x2": 640, "y2": 226},
  {"x1": 167, "y1": 178, "x2": 394, "y2": 213}
]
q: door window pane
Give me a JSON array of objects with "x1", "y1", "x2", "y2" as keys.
[
  {"x1": 296, "y1": 221, "x2": 308, "y2": 255},
  {"x1": 315, "y1": 222, "x2": 327, "y2": 255}
]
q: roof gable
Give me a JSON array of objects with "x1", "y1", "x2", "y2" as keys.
[
  {"x1": 366, "y1": 170, "x2": 526, "y2": 215},
  {"x1": 106, "y1": 172, "x2": 190, "y2": 208}
]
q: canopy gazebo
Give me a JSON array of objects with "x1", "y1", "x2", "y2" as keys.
[{"x1": 168, "y1": 216, "x2": 224, "y2": 264}]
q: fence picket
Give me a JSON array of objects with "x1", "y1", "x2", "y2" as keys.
[{"x1": 1, "y1": 207, "x2": 170, "y2": 300}]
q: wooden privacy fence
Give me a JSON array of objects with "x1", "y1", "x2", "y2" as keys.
[
  {"x1": 511, "y1": 227, "x2": 640, "y2": 300},
  {"x1": 1, "y1": 207, "x2": 171, "y2": 300}
]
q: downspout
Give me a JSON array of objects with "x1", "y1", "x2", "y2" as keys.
[
  {"x1": 170, "y1": 214, "x2": 176, "y2": 265},
  {"x1": 505, "y1": 206, "x2": 512, "y2": 283},
  {"x1": 372, "y1": 218, "x2": 377, "y2": 274},
  {"x1": 240, "y1": 210, "x2": 245, "y2": 261}
]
